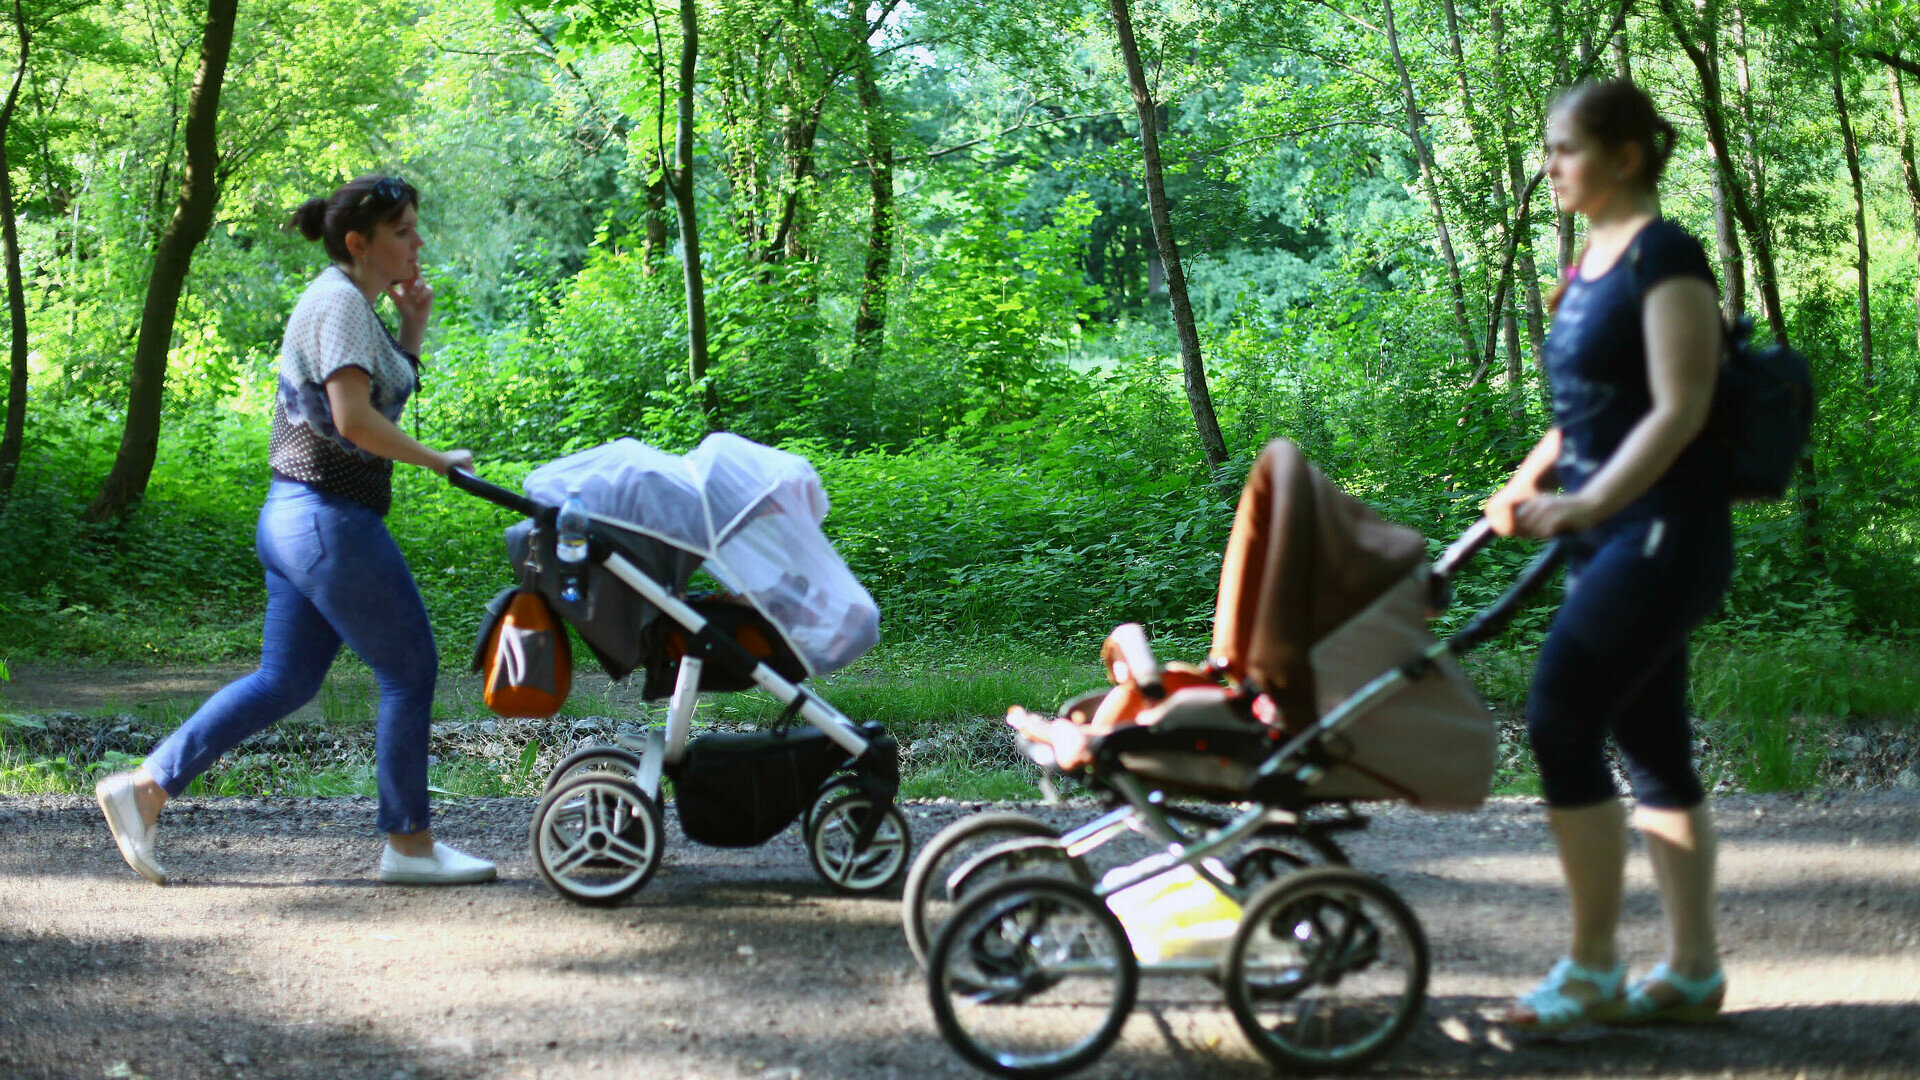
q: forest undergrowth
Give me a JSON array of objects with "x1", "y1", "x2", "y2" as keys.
[{"x1": 10, "y1": 0, "x2": 1920, "y2": 807}]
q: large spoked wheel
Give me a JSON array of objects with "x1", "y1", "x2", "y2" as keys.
[
  {"x1": 904, "y1": 812, "x2": 1085, "y2": 968},
  {"x1": 1223, "y1": 866, "x2": 1429, "y2": 1075},
  {"x1": 529, "y1": 774, "x2": 666, "y2": 906},
  {"x1": 928, "y1": 875, "x2": 1138, "y2": 1079},
  {"x1": 807, "y1": 793, "x2": 912, "y2": 894},
  {"x1": 544, "y1": 744, "x2": 644, "y2": 793}
]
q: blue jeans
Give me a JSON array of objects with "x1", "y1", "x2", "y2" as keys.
[
  {"x1": 145, "y1": 479, "x2": 438, "y2": 834},
  {"x1": 1525, "y1": 509, "x2": 1733, "y2": 810}
]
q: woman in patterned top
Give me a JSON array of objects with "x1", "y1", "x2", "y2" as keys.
[
  {"x1": 1488, "y1": 80, "x2": 1731, "y2": 1029},
  {"x1": 95, "y1": 175, "x2": 495, "y2": 886}
]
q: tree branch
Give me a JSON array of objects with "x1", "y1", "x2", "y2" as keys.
[
  {"x1": 1864, "y1": 49, "x2": 1920, "y2": 81},
  {"x1": 925, "y1": 110, "x2": 1123, "y2": 159}
]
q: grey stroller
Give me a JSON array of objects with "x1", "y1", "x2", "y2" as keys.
[{"x1": 452, "y1": 434, "x2": 910, "y2": 905}]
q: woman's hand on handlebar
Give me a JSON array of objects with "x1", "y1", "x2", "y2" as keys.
[
  {"x1": 1508, "y1": 491, "x2": 1599, "y2": 538},
  {"x1": 1486, "y1": 481, "x2": 1597, "y2": 538},
  {"x1": 1483, "y1": 480, "x2": 1536, "y2": 537},
  {"x1": 433, "y1": 448, "x2": 474, "y2": 476}
]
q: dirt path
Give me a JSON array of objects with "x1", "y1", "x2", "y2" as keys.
[{"x1": 4, "y1": 791, "x2": 1918, "y2": 1080}]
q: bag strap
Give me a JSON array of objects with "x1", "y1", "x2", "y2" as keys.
[{"x1": 469, "y1": 586, "x2": 522, "y2": 674}]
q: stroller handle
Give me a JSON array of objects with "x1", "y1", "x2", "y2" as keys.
[
  {"x1": 447, "y1": 467, "x2": 541, "y2": 518},
  {"x1": 1443, "y1": 537, "x2": 1565, "y2": 654},
  {"x1": 1432, "y1": 518, "x2": 1497, "y2": 583}
]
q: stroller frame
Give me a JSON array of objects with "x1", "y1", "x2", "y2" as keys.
[
  {"x1": 452, "y1": 468, "x2": 910, "y2": 905},
  {"x1": 917, "y1": 520, "x2": 1564, "y2": 1078}
]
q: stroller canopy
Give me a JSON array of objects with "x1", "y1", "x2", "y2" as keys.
[
  {"x1": 520, "y1": 434, "x2": 880, "y2": 676},
  {"x1": 1212, "y1": 437, "x2": 1428, "y2": 722},
  {"x1": 1210, "y1": 439, "x2": 1491, "y2": 808}
]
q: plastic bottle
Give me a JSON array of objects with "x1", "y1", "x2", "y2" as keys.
[{"x1": 555, "y1": 486, "x2": 589, "y2": 603}]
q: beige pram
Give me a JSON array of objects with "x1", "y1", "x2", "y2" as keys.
[{"x1": 908, "y1": 438, "x2": 1565, "y2": 1078}]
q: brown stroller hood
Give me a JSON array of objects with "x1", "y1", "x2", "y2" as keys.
[
  {"x1": 1212, "y1": 438, "x2": 1427, "y2": 722},
  {"x1": 1209, "y1": 438, "x2": 1493, "y2": 808}
]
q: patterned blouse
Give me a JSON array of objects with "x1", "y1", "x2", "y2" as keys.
[{"x1": 269, "y1": 266, "x2": 419, "y2": 514}]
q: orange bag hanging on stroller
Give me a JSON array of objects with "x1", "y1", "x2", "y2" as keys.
[{"x1": 472, "y1": 587, "x2": 573, "y2": 718}]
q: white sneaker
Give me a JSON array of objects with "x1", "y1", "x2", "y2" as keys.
[
  {"x1": 378, "y1": 841, "x2": 497, "y2": 885},
  {"x1": 95, "y1": 772, "x2": 166, "y2": 885}
]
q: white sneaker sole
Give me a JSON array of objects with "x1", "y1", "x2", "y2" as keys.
[
  {"x1": 96, "y1": 783, "x2": 166, "y2": 886},
  {"x1": 378, "y1": 865, "x2": 498, "y2": 886}
]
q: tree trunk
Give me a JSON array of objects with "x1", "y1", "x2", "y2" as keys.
[
  {"x1": 1496, "y1": 0, "x2": 1546, "y2": 374},
  {"x1": 1381, "y1": 0, "x2": 1479, "y2": 368},
  {"x1": 1708, "y1": 169, "x2": 1746, "y2": 324},
  {"x1": 85, "y1": 0, "x2": 236, "y2": 521},
  {"x1": 850, "y1": 0, "x2": 891, "y2": 367},
  {"x1": 1729, "y1": 3, "x2": 1776, "y2": 330},
  {"x1": 1656, "y1": 0, "x2": 1787, "y2": 343},
  {"x1": 1702, "y1": 28, "x2": 1746, "y2": 324},
  {"x1": 1469, "y1": 171, "x2": 1544, "y2": 397},
  {"x1": 0, "y1": 0, "x2": 30, "y2": 500},
  {"x1": 766, "y1": 114, "x2": 821, "y2": 265},
  {"x1": 1442, "y1": 0, "x2": 1524, "y2": 396},
  {"x1": 1552, "y1": 3, "x2": 1577, "y2": 276},
  {"x1": 1483, "y1": 0, "x2": 1542, "y2": 409},
  {"x1": 1658, "y1": 0, "x2": 1814, "y2": 558},
  {"x1": 1108, "y1": 0, "x2": 1227, "y2": 468},
  {"x1": 1887, "y1": 65, "x2": 1920, "y2": 371},
  {"x1": 668, "y1": 0, "x2": 716, "y2": 423},
  {"x1": 1830, "y1": 17, "x2": 1871, "y2": 393},
  {"x1": 642, "y1": 176, "x2": 667, "y2": 276}
]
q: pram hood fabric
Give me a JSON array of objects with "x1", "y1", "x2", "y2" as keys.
[
  {"x1": 1204, "y1": 438, "x2": 1493, "y2": 808},
  {"x1": 514, "y1": 434, "x2": 880, "y2": 677},
  {"x1": 1212, "y1": 438, "x2": 1428, "y2": 723}
]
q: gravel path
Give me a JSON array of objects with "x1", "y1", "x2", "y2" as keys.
[{"x1": 3, "y1": 791, "x2": 1918, "y2": 1080}]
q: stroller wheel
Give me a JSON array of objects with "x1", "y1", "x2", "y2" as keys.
[
  {"x1": 1229, "y1": 844, "x2": 1311, "y2": 892},
  {"x1": 529, "y1": 773, "x2": 665, "y2": 906},
  {"x1": 928, "y1": 874, "x2": 1137, "y2": 1079},
  {"x1": 1223, "y1": 866, "x2": 1429, "y2": 1075},
  {"x1": 806, "y1": 794, "x2": 911, "y2": 894},
  {"x1": 544, "y1": 745, "x2": 644, "y2": 793},
  {"x1": 903, "y1": 812, "x2": 1087, "y2": 969},
  {"x1": 803, "y1": 774, "x2": 862, "y2": 838},
  {"x1": 1228, "y1": 831, "x2": 1345, "y2": 892}
]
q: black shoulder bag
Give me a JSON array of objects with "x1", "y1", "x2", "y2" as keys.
[{"x1": 1624, "y1": 237, "x2": 1814, "y2": 502}]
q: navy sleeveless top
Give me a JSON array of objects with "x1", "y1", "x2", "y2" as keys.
[{"x1": 1543, "y1": 218, "x2": 1726, "y2": 518}]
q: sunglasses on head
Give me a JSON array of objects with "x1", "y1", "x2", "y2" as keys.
[{"x1": 354, "y1": 176, "x2": 410, "y2": 210}]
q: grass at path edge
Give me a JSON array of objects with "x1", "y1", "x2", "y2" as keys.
[{"x1": 4, "y1": 639, "x2": 1918, "y2": 801}]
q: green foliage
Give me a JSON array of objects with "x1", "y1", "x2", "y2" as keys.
[{"x1": 5, "y1": 0, "x2": 1920, "y2": 817}]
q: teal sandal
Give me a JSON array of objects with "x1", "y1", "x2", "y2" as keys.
[
  {"x1": 1612, "y1": 962, "x2": 1726, "y2": 1025},
  {"x1": 1503, "y1": 956, "x2": 1627, "y2": 1032}
]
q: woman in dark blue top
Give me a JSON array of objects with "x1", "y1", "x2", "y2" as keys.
[{"x1": 1487, "y1": 80, "x2": 1732, "y2": 1030}]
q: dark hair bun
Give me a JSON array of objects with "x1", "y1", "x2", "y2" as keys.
[
  {"x1": 1651, "y1": 117, "x2": 1678, "y2": 175},
  {"x1": 289, "y1": 197, "x2": 328, "y2": 241},
  {"x1": 287, "y1": 175, "x2": 417, "y2": 263},
  {"x1": 1555, "y1": 79, "x2": 1679, "y2": 192}
]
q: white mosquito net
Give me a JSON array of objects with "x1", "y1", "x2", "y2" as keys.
[{"x1": 520, "y1": 434, "x2": 880, "y2": 675}]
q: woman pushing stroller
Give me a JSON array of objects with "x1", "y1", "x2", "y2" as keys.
[
  {"x1": 94, "y1": 175, "x2": 496, "y2": 887},
  {"x1": 1490, "y1": 79, "x2": 1731, "y2": 1028}
]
